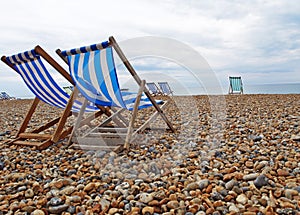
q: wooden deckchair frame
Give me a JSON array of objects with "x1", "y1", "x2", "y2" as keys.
[
  {"x1": 229, "y1": 76, "x2": 243, "y2": 94},
  {"x1": 56, "y1": 36, "x2": 175, "y2": 151},
  {"x1": 1, "y1": 46, "x2": 115, "y2": 150}
]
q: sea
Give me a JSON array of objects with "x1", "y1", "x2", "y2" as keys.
[
  {"x1": 175, "y1": 83, "x2": 300, "y2": 96},
  {"x1": 3, "y1": 83, "x2": 300, "y2": 99}
]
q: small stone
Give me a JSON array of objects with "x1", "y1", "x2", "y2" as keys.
[
  {"x1": 25, "y1": 189, "x2": 34, "y2": 198},
  {"x1": 291, "y1": 135, "x2": 300, "y2": 141},
  {"x1": 166, "y1": 200, "x2": 179, "y2": 209},
  {"x1": 199, "y1": 179, "x2": 210, "y2": 189},
  {"x1": 186, "y1": 182, "x2": 199, "y2": 191},
  {"x1": 140, "y1": 193, "x2": 153, "y2": 204},
  {"x1": 48, "y1": 204, "x2": 68, "y2": 214},
  {"x1": 284, "y1": 189, "x2": 298, "y2": 200},
  {"x1": 84, "y1": 182, "x2": 95, "y2": 192},
  {"x1": 66, "y1": 169, "x2": 77, "y2": 176},
  {"x1": 225, "y1": 179, "x2": 236, "y2": 190},
  {"x1": 236, "y1": 194, "x2": 248, "y2": 204},
  {"x1": 60, "y1": 186, "x2": 75, "y2": 195},
  {"x1": 21, "y1": 206, "x2": 35, "y2": 213},
  {"x1": 142, "y1": 206, "x2": 154, "y2": 214},
  {"x1": 18, "y1": 186, "x2": 27, "y2": 192},
  {"x1": 100, "y1": 199, "x2": 110, "y2": 211},
  {"x1": 48, "y1": 197, "x2": 63, "y2": 206},
  {"x1": 243, "y1": 173, "x2": 259, "y2": 181},
  {"x1": 245, "y1": 161, "x2": 254, "y2": 168},
  {"x1": 32, "y1": 209, "x2": 45, "y2": 215},
  {"x1": 254, "y1": 174, "x2": 268, "y2": 189},
  {"x1": 229, "y1": 204, "x2": 239, "y2": 212},
  {"x1": 277, "y1": 169, "x2": 290, "y2": 177},
  {"x1": 108, "y1": 208, "x2": 118, "y2": 214}
]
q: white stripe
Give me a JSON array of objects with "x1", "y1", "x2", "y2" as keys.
[
  {"x1": 122, "y1": 94, "x2": 137, "y2": 101},
  {"x1": 96, "y1": 43, "x2": 103, "y2": 50},
  {"x1": 77, "y1": 53, "x2": 85, "y2": 79},
  {"x1": 76, "y1": 79, "x2": 108, "y2": 102},
  {"x1": 15, "y1": 55, "x2": 21, "y2": 63},
  {"x1": 100, "y1": 50, "x2": 124, "y2": 107},
  {"x1": 87, "y1": 52, "x2": 110, "y2": 102},
  {"x1": 125, "y1": 100, "x2": 153, "y2": 109},
  {"x1": 86, "y1": 46, "x2": 92, "y2": 52}
]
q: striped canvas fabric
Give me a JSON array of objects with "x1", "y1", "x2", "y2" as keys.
[
  {"x1": 158, "y1": 82, "x2": 172, "y2": 95},
  {"x1": 146, "y1": 82, "x2": 160, "y2": 94},
  {"x1": 230, "y1": 77, "x2": 242, "y2": 92},
  {"x1": 61, "y1": 42, "x2": 161, "y2": 111},
  {"x1": 6, "y1": 49, "x2": 98, "y2": 112}
]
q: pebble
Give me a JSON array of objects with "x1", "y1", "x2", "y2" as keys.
[
  {"x1": 48, "y1": 204, "x2": 69, "y2": 214},
  {"x1": 243, "y1": 173, "x2": 259, "y2": 181},
  {"x1": 236, "y1": 193, "x2": 248, "y2": 204},
  {"x1": 32, "y1": 209, "x2": 45, "y2": 215},
  {"x1": 140, "y1": 193, "x2": 153, "y2": 204},
  {"x1": 254, "y1": 174, "x2": 268, "y2": 188},
  {"x1": 0, "y1": 95, "x2": 299, "y2": 214}
]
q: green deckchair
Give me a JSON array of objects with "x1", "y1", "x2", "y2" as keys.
[{"x1": 229, "y1": 76, "x2": 243, "y2": 94}]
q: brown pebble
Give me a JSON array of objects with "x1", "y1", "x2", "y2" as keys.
[
  {"x1": 142, "y1": 206, "x2": 154, "y2": 215},
  {"x1": 277, "y1": 169, "x2": 290, "y2": 176},
  {"x1": 166, "y1": 200, "x2": 179, "y2": 209}
]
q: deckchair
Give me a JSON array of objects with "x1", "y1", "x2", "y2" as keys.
[
  {"x1": 1, "y1": 46, "x2": 115, "y2": 150},
  {"x1": 63, "y1": 86, "x2": 74, "y2": 95},
  {"x1": 146, "y1": 82, "x2": 162, "y2": 96},
  {"x1": 56, "y1": 36, "x2": 175, "y2": 151},
  {"x1": 158, "y1": 82, "x2": 173, "y2": 96},
  {"x1": 229, "y1": 76, "x2": 243, "y2": 94}
]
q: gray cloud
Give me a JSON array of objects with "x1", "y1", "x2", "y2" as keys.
[{"x1": 0, "y1": 0, "x2": 300, "y2": 97}]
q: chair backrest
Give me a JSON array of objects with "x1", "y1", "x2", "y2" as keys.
[
  {"x1": 3, "y1": 49, "x2": 97, "y2": 112},
  {"x1": 0, "y1": 92, "x2": 10, "y2": 99},
  {"x1": 158, "y1": 82, "x2": 173, "y2": 95},
  {"x1": 146, "y1": 82, "x2": 160, "y2": 95},
  {"x1": 229, "y1": 76, "x2": 242, "y2": 92},
  {"x1": 60, "y1": 42, "x2": 157, "y2": 110}
]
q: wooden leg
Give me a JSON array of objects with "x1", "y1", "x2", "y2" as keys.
[
  {"x1": 67, "y1": 97, "x2": 88, "y2": 146},
  {"x1": 124, "y1": 80, "x2": 145, "y2": 149},
  {"x1": 52, "y1": 87, "x2": 78, "y2": 142},
  {"x1": 16, "y1": 97, "x2": 40, "y2": 136}
]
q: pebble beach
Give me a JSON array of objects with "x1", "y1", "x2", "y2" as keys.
[{"x1": 0, "y1": 94, "x2": 300, "y2": 215}]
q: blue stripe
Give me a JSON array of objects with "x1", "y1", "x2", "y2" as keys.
[
  {"x1": 83, "y1": 52, "x2": 91, "y2": 83},
  {"x1": 91, "y1": 44, "x2": 97, "y2": 51},
  {"x1": 80, "y1": 47, "x2": 86, "y2": 53},
  {"x1": 102, "y1": 41, "x2": 109, "y2": 48},
  {"x1": 71, "y1": 49, "x2": 77, "y2": 55},
  {"x1": 106, "y1": 48, "x2": 125, "y2": 107}
]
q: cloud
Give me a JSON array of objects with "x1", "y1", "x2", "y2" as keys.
[{"x1": 0, "y1": 0, "x2": 300, "y2": 97}]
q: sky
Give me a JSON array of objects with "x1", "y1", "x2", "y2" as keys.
[{"x1": 0, "y1": 0, "x2": 300, "y2": 97}]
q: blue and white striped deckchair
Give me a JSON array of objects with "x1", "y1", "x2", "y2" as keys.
[
  {"x1": 158, "y1": 82, "x2": 173, "y2": 96},
  {"x1": 1, "y1": 46, "x2": 109, "y2": 150},
  {"x1": 146, "y1": 82, "x2": 161, "y2": 96},
  {"x1": 229, "y1": 76, "x2": 243, "y2": 94},
  {"x1": 57, "y1": 36, "x2": 175, "y2": 150}
]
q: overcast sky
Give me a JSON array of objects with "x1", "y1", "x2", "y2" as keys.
[{"x1": 1, "y1": 0, "x2": 300, "y2": 97}]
